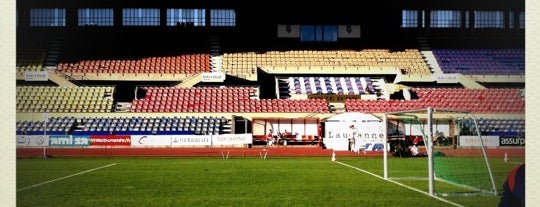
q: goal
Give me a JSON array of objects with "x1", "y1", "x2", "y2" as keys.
[{"x1": 382, "y1": 107, "x2": 497, "y2": 196}]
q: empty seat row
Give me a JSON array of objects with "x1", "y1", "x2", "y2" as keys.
[
  {"x1": 17, "y1": 116, "x2": 230, "y2": 136},
  {"x1": 131, "y1": 87, "x2": 328, "y2": 112},
  {"x1": 345, "y1": 88, "x2": 525, "y2": 114},
  {"x1": 222, "y1": 49, "x2": 431, "y2": 76},
  {"x1": 16, "y1": 86, "x2": 115, "y2": 113},
  {"x1": 131, "y1": 98, "x2": 329, "y2": 113},
  {"x1": 287, "y1": 76, "x2": 376, "y2": 95},
  {"x1": 433, "y1": 49, "x2": 524, "y2": 75},
  {"x1": 458, "y1": 117, "x2": 525, "y2": 136},
  {"x1": 57, "y1": 54, "x2": 211, "y2": 75}
]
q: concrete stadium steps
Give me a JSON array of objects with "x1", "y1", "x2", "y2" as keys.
[
  {"x1": 47, "y1": 71, "x2": 77, "y2": 87},
  {"x1": 420, "y1": 51, "x2": 441, "y2": 74},
  {"x1": 175, "y1": 73, "x2": 202, "y2": 87},
  {"x1": 209, "y1": 35, "x2": 223, "y2": 73}
]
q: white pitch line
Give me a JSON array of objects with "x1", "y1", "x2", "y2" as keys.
[
  {"x1": 17, "y1": 163, "x2": 117, "y2": 192},
  {"x1": 335, "y1": 161, "x2": 465, "y2": 207}
]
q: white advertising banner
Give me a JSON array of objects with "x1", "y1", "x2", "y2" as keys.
[
  {"x1": 201, "y1": 72, "x2": 225, "y2": 82},
  {"x1": 277, "y1": 25, "x2": 300, "y2": 38},
  {"x1": 48, "y1": 135, "x2": 72, "y2": 146},
  {"x1": 24, "y1": 71, "x2": 48, "y2": 81},
  {"x1": 131, "y1": 135, "x2": 172, "y2": 147},
  {"x1": 212, "y1": 134, "x2": 252, "y2": 145},
  {"x1": 459, "y1": 135, "x2": 500, "y2": 147},
  {"x1": 48, "y1": 135, "x2": 90, "y2": 147},
  {"x1": 171, "y1": 135, "x2": 212, "y2": 146},
  {"x1": 16, "y1": 135, "x2": 49, "y2": 147},
  {"x1": 433, "y1": 73, "x2": 459, "y2": 83},
  {"x1": 324, "y1": 112, "x2": 384, "y2": 151},
  {"x1": 71, "y1": 136, "x2": 91, "y2": 146},
  {"x1": 338, "y1": 25, "x2": 361, "y2": 38}
]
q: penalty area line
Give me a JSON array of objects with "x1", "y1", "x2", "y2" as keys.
[
  {"x1": 335, "y1": 161, "x2": 465, "y2": 207},
  {"x1": 17, "y1": 163, "x2": 118, "y2": 192}
]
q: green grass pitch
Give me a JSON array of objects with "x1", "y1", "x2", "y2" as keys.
[{"x1": 17, "y1": 156, "x2": 522, "y2": 207}]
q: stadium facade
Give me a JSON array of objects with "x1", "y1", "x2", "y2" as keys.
[{"x1": 15, "y1": 0, "x2": 525, "y2": 152}]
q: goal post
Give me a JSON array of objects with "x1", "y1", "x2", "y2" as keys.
[{"x1": 383, "y1": 107, "x2": 498, "y2": 197}]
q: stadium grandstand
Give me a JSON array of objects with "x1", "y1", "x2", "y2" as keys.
[{"x1": 15, "y1": 0, "x2": 524, "y2": 154}]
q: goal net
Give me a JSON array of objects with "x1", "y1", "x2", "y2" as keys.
[{"x1": 383, "y1": 107, "x2": 497, "y2": 196}]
